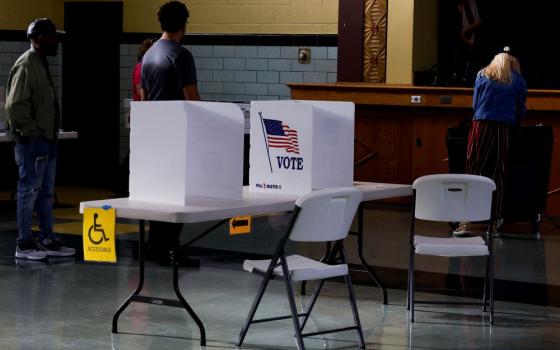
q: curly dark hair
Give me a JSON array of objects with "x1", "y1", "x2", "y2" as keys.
[
  {"x1": 158, "y1": 1, "x2": 190, "y2": 33},
  {"x1": 137, "y1": 38, "x2": 156, "y2": 62}
]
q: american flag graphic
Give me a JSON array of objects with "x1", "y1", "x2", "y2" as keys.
[{"x1": 263, "y1": 118, "x2": 300, "y2": 154}]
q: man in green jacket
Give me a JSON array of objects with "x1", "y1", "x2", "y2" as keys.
[{"x1": 5, "y1": 18, "x2": 75, "y2": 260}]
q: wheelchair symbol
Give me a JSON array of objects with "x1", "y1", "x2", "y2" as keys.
[{"x1": 88, "y1": 213, "x2": 110, "y2": 245}]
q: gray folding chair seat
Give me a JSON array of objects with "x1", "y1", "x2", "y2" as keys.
[
  {"x1": 243, "y1": 255, "x2": 349, "y2": 282},
  {"x1": 414, "y1": 235, "x2": 489, "y2": 257}
]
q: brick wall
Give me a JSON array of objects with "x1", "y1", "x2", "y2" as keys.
[
  {"x1": 124, "y1": 0, "x2": 339, "y2": 34},
  {"x1": 0, "y1": 40, "x2": 63, "y2": 107}
]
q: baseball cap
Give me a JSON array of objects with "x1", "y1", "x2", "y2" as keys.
[{"x1": 26, "y1": 18, "x2": 65, "y2": 39}]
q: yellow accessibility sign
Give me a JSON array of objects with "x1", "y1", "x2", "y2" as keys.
[
  {"x1": 229, "y1": 216, "x2": 251, "y2": 235},
  {"x1": 83, "y1": 207, "x2": 117, "y2": 262}
]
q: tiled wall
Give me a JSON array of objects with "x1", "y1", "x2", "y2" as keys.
[
  {"x1": 1, "y1": 40, "x2": 337, "y2": 161},
  {"x1": 0, "y1": 41, "x2": 63, "y2": 105},
  {"x1": 119, "y1": 43, "x2": 338, "y2": 102},
  {"x1": 118, "y1": 43, "x2": 338, "y2": 161}
]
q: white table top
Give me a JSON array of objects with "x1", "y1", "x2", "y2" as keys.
[
  {"x1": 79, "y1": 182, "x2": 412, "y2": 224},
  {"x1": 0, "y1": 131, "x2": 78, "y2": 142}
]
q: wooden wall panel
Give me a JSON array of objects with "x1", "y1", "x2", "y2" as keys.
[
  {"x1": 354, "y1": 107, "x2": 413, "y2": 185},
  {"x1": 412, "y1": 110, "x2": 468, "y2": 178},
  {"x1": 363, "y1": 0, "x2": 387, "y2": 83},
  {"x1": 521, "y1": 114, "x2": 560, "y2": 218},
  {"x1": 290, "y1": 83, "x2": 560, "y2": 216},
  {"x1": 337, "y1": 0, "x2": 364, "y2": 82}
]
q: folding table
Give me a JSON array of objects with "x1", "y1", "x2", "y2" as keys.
[{"x1": 79, "y1": 182, "x2": 411, "y2": 346}]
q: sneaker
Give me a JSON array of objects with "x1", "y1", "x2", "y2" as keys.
[
  {"x1": 492, "y1": 218, "x2": 503, "y2": 234},
  {"x1": 35, "y1": 238, "x2": 76, "y2": 257},
  {"x1": 491, "y1": 223, "x2": 501, "y2": 238},
  {"x1": 453, "y1": 221, "x2": 471, "y2": 236},
  {"x1": 15, "y1": 240, "x2": 48, "y2": 260}
]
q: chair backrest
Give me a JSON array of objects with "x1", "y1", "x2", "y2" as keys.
[
  {"x1": 412, "y1": 174, "x2": 496, "y2": 222},
  {"x1": 289, "y1": 187, "x2": 363, "y2": 242}
]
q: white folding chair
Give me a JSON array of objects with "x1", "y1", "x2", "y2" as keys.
[
  {"x1": 408, "y1": 174, "x2": 496, "y2": 324},
  {"x1": 236, "y1": 187, "x2": 366, "y2": 350}
]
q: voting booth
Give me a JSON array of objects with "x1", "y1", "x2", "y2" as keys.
[
  {"x1": 129, "y1": 101, "x2": 244, "y2": 205},
  {"x1": 249, "y1": 100, "x2": 354, "y2": 195}
]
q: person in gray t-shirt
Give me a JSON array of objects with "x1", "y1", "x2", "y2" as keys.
[
  {"x1": 141, "y1": 38, "x2": 198, "y2": 100},
  {"x1": 140, "y1": 1, "x2": 200, "y2": 266},
  {"x1": 141, "y1": 1, "x2": 200, "y2": 102}
]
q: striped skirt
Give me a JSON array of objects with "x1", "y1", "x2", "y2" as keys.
[{"x1": 465, "y1": 120, "x2": 512, "y2": 219}]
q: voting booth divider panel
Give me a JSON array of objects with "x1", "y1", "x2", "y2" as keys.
[
  {"x1": 249, "y1": 100, "x2": 355, "y2": 196},
  {"x1": 129, "y1": 101, "x2": 244, "y2": 205}
]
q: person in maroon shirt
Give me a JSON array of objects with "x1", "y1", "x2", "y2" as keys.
[
  {"x1": 115, "y1": 38, "x2": 157, "y2": 197},
  {"x1": 132, "y1": 38, "x2": 155, "y2": 102}
]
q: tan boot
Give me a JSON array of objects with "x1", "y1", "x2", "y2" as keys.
[
  {"x1": 492, "y1": 218, "x2": 503, "y2": 234},
  {"x1": 453, "y1": 221, "x2": 471, "y2": 236}
]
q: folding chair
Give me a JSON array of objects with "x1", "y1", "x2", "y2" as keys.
[
  {"x1": 408, "y1": 174, "x2": 496, "y2": 324},
  {"x1": 236, "y1": 187, "x2": 366, "y2": 350}
]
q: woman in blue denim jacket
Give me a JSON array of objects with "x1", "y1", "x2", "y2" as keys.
[{"x1": 455, "y1": 49, "x2": 527, "y2": 235}]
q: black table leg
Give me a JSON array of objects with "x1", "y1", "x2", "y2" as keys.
[
  {"x1": 172, "y1": 250, "x2": 206, "y2": 346},
  {"x1": 112, "y1": 220, "x2": 146, "y2": 333},
  {"x1": 350, "y1": 203, "x2": 388, "y2": 305},
  {"x1": 111, "y1": 220, "x2": 211, "y2": 346}
]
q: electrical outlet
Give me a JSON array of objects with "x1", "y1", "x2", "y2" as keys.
[{"x1": 410, "y1": 95, "x2": 422, "y2": 104}]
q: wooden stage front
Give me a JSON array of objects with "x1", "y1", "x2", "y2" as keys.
[{"x1": 289, "y1": 83, "x2": 560, "y2": 216}]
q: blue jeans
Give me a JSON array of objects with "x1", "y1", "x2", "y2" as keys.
[{"x1": 14, "y1": 140, "x2": 58, "y2": 244}]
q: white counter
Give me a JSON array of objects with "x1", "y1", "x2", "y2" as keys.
[{"x1": 0, "y1": 131, "x2": 78, "y2": 142}]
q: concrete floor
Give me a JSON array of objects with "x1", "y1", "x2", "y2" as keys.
[
  {"x1": 1, "y1": 187, "x2": 560, "y2": 349},
  {"x1": 0, "y1": 258, "x2": 559, "y2": 349}
]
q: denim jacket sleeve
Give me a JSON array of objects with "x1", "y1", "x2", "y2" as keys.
[
  {"x1": 514, "y1": 73, "x2": 527, "y2": 125},
  {"x1": 472, "y1": 73, "x2": 484, "y2": 111}
]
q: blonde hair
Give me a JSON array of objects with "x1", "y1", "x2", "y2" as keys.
[{"x1": 481, "y1": 52, "x2": 521, "y2": 84}]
